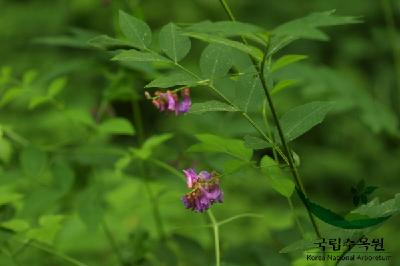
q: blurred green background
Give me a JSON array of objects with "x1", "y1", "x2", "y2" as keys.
[{"x1": 0, "y1": 0, "x2": 399, "y2": 265}]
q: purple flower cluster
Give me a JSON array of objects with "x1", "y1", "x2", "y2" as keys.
[
  {"x1": 181, "y1": 168, "x2": 223, "y2": 213},
  {"x1": 145, "y1": 88, "x2": 191, "y2": 115}
]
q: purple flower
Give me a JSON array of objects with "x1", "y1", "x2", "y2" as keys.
[
  {"x1": 176, "y1": 88, "x2": 191, "y2": 114},
  {"x1": 183, "y1": 168, "x2": 198, "y2": 188},
  {"x1": 181, "y1": 169, "x2": 223, "y2": 213},
  {"x1": 145, "y1": 88, "x2": 191, "y2": 115}
]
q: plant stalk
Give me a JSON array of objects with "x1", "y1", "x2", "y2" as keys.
[
  {"x1": 218, "y1": 0, "x2": 322, "y2": 239},
  {"x1": 132, "y1": 97, "x2": 166, "y2": 241},
  {"x1": 207, "y1": 210, "x2": 221, "y2": 266}
]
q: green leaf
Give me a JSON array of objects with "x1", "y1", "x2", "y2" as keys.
[
  {"x1": 159, "y1": 23, "x2": 191, "y2": 62},
  {"x1": 112, "y1": 50, "x2": 170, "y2": 63},
  {"x1": 271, "y1": 54, "x2": 308, "y2": 72},
  {"x1": 119, "y1": 10, "x2": 152, "y2": 49},
  {"x1": 1, "y1": 219, "x2": 29, "y2": 232},
  {"x1": 280, "y1": 101, "x2": 334, "y2": 141},
  {"x1": 0, "y1": 137, "x2": 13, "y2": 163},
  {"x1": 0, "y1": 204, "x2": 15, "y2": 222},
  {"x1": 29, "y1": 96, "x2": 51, "y2": 110},
  {"x1": 223, "y1": 159, "x2": 252, "y2": 175},
  {"x1": 187, "y1": 20, "x2": 264, "y2": 37},
  {"x1": 199, "y1": 43, "x2": 234, "y2": 81},
  {"x1": 352, "y1": 193, "x2": 400, "y2": 217},
  {"x1": 273, "y1": 10, "x2": 360, "y2": 41},
  {"x1": 47, "y1": 77, "x2": 67, "y2": 98},
  {"x1": 189, "y1": 100, "x2": 238, "y2": 114},
  {"x1": 235, "y1": 71, "x2": 264, "y2": 113},
  {"x1": 64, "y1": 109, "x2": 96, "y2": 127},
  {"x1": 79, "y1": 188, "x2": 102, "y2": 230},
  {"x1": 280, "y1": 227, "x2": 366, "y2": 253},
  {"x1": 243, "y1": 135, "x2": 270, "y2": 150},
  {"x1": 360, "y1": 100, "x2": 399, "y2": 135},
  {"x1": 52, "y1": 161, "x2": 75, "y2": 195},
  {"x1": 132, "y1": 133, "x2": 173, "y2": 160},
  {"x1": 186, "y1": 21, "x2": 268, "y2": 46},
  {"x1": 297, "y1": 188, "x2": 392, "y2": 229},
  {"x1": 186, "y1": 32, "x2": 263, "y2": 61},
  {"x1": 88, "y1": 35, "x2": 133, "y2": 50},
  {"x1": 145, "y1": 72, "x2": 200, "y2": 88},
  {"x1": 270, "y1": 10, "x2": 360, "y2": 54},
  {"x1": 260, "y1": 156, "x2": 295, "y2": 197},
  {"x1": 0, "y1": 88, "x2": 24, "y2": 107},
  {"x1": 271, "y1": 79, "x2": 298, "y2": 95},
  {"x1": 98, "y1": 118, "x2": 135, "y2": 135},
  {"x1": 0, "y1": 193, "x2": 23, "y2": 206},
  {"x1": 188, "y1": 134, "x2": 252, "y2": 161},
  {"x1": 26, "y1": 215, "x2": 64, "y2": 244},
  {"x1": 20, "y1": 146, "x2": 47, "y2": 178}
]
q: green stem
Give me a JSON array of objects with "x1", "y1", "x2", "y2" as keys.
[
  {"x1": 12, "y1": 239, "x2": 88, "y2": 266},
  {"x1": 4, "y1": 244, "x2": 22, "y2": 266},
  {"x1": 207, "y1": 210, "x2": 221, "y2": 266},
  {"x1": 218, "y1": 0, "x2": 322, "y2": 239},
  {"x1": 132, "y1": 92, "x2": 166, "y2": 241},
  {"x1": 174, "y1": 61, "x2": 290, "y2": 164},
  {"x1": 287, "y1": 197, "x2": 305, "y2": 237},
  {"x1": 142, "y1": 162, "x2": 166, "y2": 241},
  {"x1": 101, "y1": 219, "x2": 125, "y2": 266},
  {"x1": 263, "y1": 98, "x2": 304, "y2": 236},
  {"x1": 148, "y1": 158, "x2": 184, "y2": 181},
  {"x1": 259, "y1": 51, "x2": 322, "y2": 238}
]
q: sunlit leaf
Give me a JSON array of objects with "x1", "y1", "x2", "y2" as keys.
[
  {"x1": 243, "y1": 135, "x2": 270, "y2": 150},
  {"x1": 188, "y1": 134, "x2": 252, "y2": 161},
  {"x1": 145, "y1": 72, "x2": 200, "y2": 88},
  {"x1": 271, "y1": 54, "x2": 307, "y2": 73},
  {"x1": 98, "y1": 118, "x2": 135, "y2": 135},
  {"x1": 190, "y1": 100, "x2": 238, "y2": 114},
  {"x1": 132, "y1": 133, "x2": 173, "y2": 160},
  {"x1": 88, "y1": 35, "x2": 133, "y2": 50},
  {"x1": 260, "y1": 155, "x2": 294, "y2": 197},
  {"x1": 159, "y1": 23, "x2": 191, "y2": 62},
  {"x1": 47, "y1": 77, "x2": 67, "y2": 98},
  {"x1": 271, "y1": 79, "x2": 299, "y2": 95},
  {"x1": 280, "y1": 101, "x2": 334, "y2": 141},
  {"x1": 112, "y1": 50, "x2": 171, "y2": 63},
  {"x1": 26, "y1": 215, "x2": 64, "y2": 244},
  {"x1": 199, "y1": 43, "x2": 235, "y2": 82},
  {"x1": 119, "y1": 10, "x2": 152, "y2": 49},
  {"x1": 186, "y1": 32, "x2": 263, "y2": 61}
]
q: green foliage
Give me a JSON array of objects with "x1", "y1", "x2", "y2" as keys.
[
  {"x1": 145, "y1": 72, "x2": 199, "y2": 88},
  {"x1": 273, "y1": 10, "x2": 361, "y2": 41},
  {"x1": 159, "y1": 23, "x2": 191, "y2": 62},
  {"x1": 280, "y1": 101, "x2": 334, "y2": 141},
  {"x1": 271, "y1": 54, "x2": 308, "y2": 73},
  {"x1": 113, "y1": 49, "x2": 171, "y2": 63},
  {"x1": 260, "y1": 155, "x2": 295, "y2": 197},
  {"x1": 188, "y1": 134, "x2": 252, "y2": 161},
  {"x1": 185, "y1": 32, "x2": 263, "y2": 61},
  {"x1": 98, "y1": 118, "x2": 135, "y2": 135},
  {"x1": 190, "y1": 100, "x2": 238, "y2": 114},
  {"x1": 26, "y1": 215, "x2": 64, "y2": 244},
  {"x1": 119, "y1": 10, "x2": 152, "y2": 49},
  {"x1": 200, "y1": 44, "x2": 234, "y2": 81},
  {"x1": 0, "y1": 1, "x2": 399, "y2": 265},
  {"x1": 269, "y1": 10, "x2": 360, "y2": 54},
  {"x1": 20, "y1": 146, "x2": 47, "y2": 178}
]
